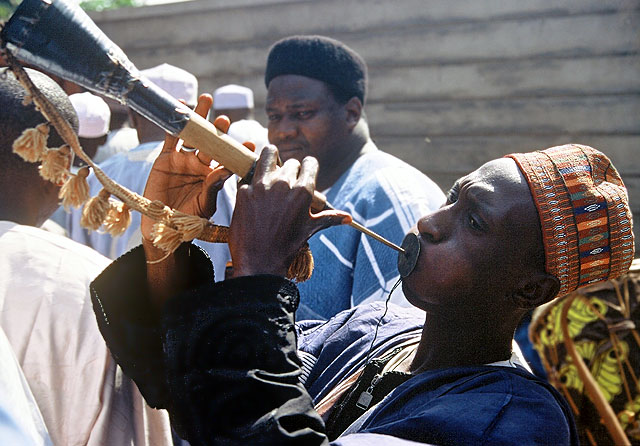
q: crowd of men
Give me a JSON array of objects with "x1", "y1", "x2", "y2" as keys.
[{"x1": 0, "y1": 31, "x2": 635, "y2": 446}]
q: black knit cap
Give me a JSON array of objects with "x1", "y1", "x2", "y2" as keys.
[{"x1": 264, "y1": 35, "x2": 368, "y2": 104}]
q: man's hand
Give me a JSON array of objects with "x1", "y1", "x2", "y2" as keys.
[
  {"x1": 229, "y1": 147, "x2": 351, "y2": 278},
  {"x1": 141, "y1": 93, "x2": 234, "y2": 242},
  {"x1": 142, "y1": 93, "x2": 247, "y2": 308}
]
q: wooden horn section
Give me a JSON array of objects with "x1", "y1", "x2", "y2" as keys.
[{"x1": 179, "y1": 111, "x2": 329, "y2": 212}]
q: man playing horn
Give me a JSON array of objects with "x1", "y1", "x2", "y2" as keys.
[{"x1": 89, "y1": 92, "x2": 634, "y2": 445}]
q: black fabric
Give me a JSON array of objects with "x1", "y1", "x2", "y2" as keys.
[
  {"x1": 90, "y1": 244, "x2": 330, "y2": 445},
  {"x1": 91, "y1": 243, "x2": 213, "y2": 409},
  {"x1": 264, "y1": 35, "x2": 367, "y2": 103}
]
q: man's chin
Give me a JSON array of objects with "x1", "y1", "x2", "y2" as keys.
[
  {"x1": 401, "y1": 281, "x2": 422, "y2": 308},
  {"x1": 401, "y1": 281, "x2": 454, "y2": 316}
]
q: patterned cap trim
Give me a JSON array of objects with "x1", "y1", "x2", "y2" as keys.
[{"x1": 506, "y1": 144, "x2": 634, "y2": 297}]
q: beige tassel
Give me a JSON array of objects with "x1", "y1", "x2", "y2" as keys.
[
  {"x1": 81, "y1": 189, "x2": 111, "y2": 231},
  {"x1": 287, "y1": 243, "x2": 314, "y2": 282},
  {"x1": 150, "y1": 222, "x2": 183, "y2": 253},
  {"x1": 171, "y1": 212, "x2": 207, "y2": 242},
  {"x1": 39, "y1": 145, "x2": 71, "y2": 184},
  {"x1": 59, "y1": 166, "x2": 90, "y2": 210},
  {"x1": 12, "y1": 123, "x2": 49, "y2": 162},
  {"x1": 104, "y1": 202, "x2": 131, "y2": 236}
]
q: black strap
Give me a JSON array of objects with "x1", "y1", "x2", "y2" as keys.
[{"x1": 325, "y1": 348, "x2": 412, "y2": 440}]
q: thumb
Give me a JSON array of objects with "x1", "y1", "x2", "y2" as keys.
[{"x1": 306, "y1": 210, "x2": 352, "y2": 237}]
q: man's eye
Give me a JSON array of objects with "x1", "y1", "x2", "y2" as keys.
[
  {"x1": 296, "y1": 111, "x2": 314, "y2": 119},
  {"x1": 468, "y1": 214, "x2": 483, "y2": 231},
  {"x1": 267, "y1": 114, "x2": 280, "y2": 122}
]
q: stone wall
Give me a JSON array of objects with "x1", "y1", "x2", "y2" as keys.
[{"x1": 91, "y1": 0, "x2": 640, "y2": 250}]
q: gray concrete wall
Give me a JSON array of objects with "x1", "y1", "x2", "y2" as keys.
[{"x1": 91, "y1": 0, "x2": 640, "y2": 251}]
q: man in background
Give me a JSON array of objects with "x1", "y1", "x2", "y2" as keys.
[
  {"x1": 69, "y1": 91, "x2": 111, "y2": 168},
  {"x1": 263, "y1": 35, "x2": 445, "y2": 319},
  {"x1": 44, "y1": 91, "x2": 112, "y2": 237}
]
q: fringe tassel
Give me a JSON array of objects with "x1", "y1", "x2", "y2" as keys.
[
  {"x1": 39, "y1": 145, "x2": 71, "y2": 184},
  {"x1": 171, "y1": 212, "x2": 207, "y2": 242},
  {"x1": 287, "y1": 243, "x2": 314, "y2": 282},
  {"x1": 59, "y1": 166, "x2": 90, "y2": 210},
  {"x1": 104, "y1": 202, "x2": 131, "y2": 236},
  {"x1": 81, "y1": 189, "x2": 111, "y2": 230},
  {"x1": 12, "y1": 123, "x2": 49, "y2": 162},
  {"x1": 150, "y1": 222, "x2": 183, "y2": 253}
]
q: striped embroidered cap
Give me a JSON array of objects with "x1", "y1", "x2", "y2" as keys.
[{"x1": 506, "y1": 144, "x2": 635, "y2": 297}]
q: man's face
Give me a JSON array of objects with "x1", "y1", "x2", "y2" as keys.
[
  {"x1": 266, "y1": 75, "x2": 350, "y2": 169},
  {"x1": 401, "y1": 158, "x2": 543, "y2": 316}
]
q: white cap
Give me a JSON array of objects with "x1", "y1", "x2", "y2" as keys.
[
  {"x1": 213, "y1": 84, "x2": 254, "y2": 110},
  {"x1": 141, "y1": 63, "x2": 198, "y2": 106},
  {"x1": 69, "y1": 92, "x2": 111, "y2": 138}
]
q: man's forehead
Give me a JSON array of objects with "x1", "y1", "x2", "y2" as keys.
[
  {"x1": 267, "y1": 75, "x2": 328, "y2": 98},
  {"x1": 454, "y1": 158, "x2": 522, "y2": 188}
]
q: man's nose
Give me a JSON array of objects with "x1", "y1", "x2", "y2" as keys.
[
  {"x1": 417, "y1": 208, "x2": 449, "y2": 243},
  {"x1": 274, "y1": 116, "x2": 297, "y2": 140}
]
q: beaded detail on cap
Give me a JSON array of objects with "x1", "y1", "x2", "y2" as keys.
[{"x1": 507, "y1": 144, "x2": 635, "y2": 297}]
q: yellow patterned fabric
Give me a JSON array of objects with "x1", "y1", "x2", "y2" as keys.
[{"x1": 531, "y1": 258, "x2": 640, "y2": 445}]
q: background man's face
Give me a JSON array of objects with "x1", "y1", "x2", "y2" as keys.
[{"x1": 266, "y1": 75, "x2": 349, "y2": 171}]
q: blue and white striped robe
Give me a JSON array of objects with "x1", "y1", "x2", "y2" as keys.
[{"x1": 296, "y1": 142, "x2": 445, "y2": 320}]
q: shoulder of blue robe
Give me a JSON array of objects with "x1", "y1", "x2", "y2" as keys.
[
  {"x1": 298, "y1": 149, "x2": 445, "y2": 318},
  {"x1": 326, "y1": 148, "x2": 445, "y2": 220},
  {"x1": 357, "y1": 365, "x2": 578, "y2": 446}
]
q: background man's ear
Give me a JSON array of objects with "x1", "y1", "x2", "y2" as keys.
[
  {"x1": 343, "y1": 97, "x2": 362, "y2": 128},
  {"x1": 512, "y1": 272, "x2": 561, "y2": 309}
]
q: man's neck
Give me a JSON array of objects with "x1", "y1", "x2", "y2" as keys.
[
  {"x1": 409, "y1": 312, "x2": 515, "y2": 374},
  {"x1": 316, "y1": 136, "x2": 373, "y2": 191},
  {"x1": 0, "y1": 209, "x2": 41, "y2": 227}
]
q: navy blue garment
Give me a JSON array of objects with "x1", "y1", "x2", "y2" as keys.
[{"x1": 90, "y1": 244, "x2": 578, "y2": 446}]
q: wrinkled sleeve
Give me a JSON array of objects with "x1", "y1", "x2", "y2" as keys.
[{"x1": 90, "y1": 243, "x2": 214, "y2": 409}]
